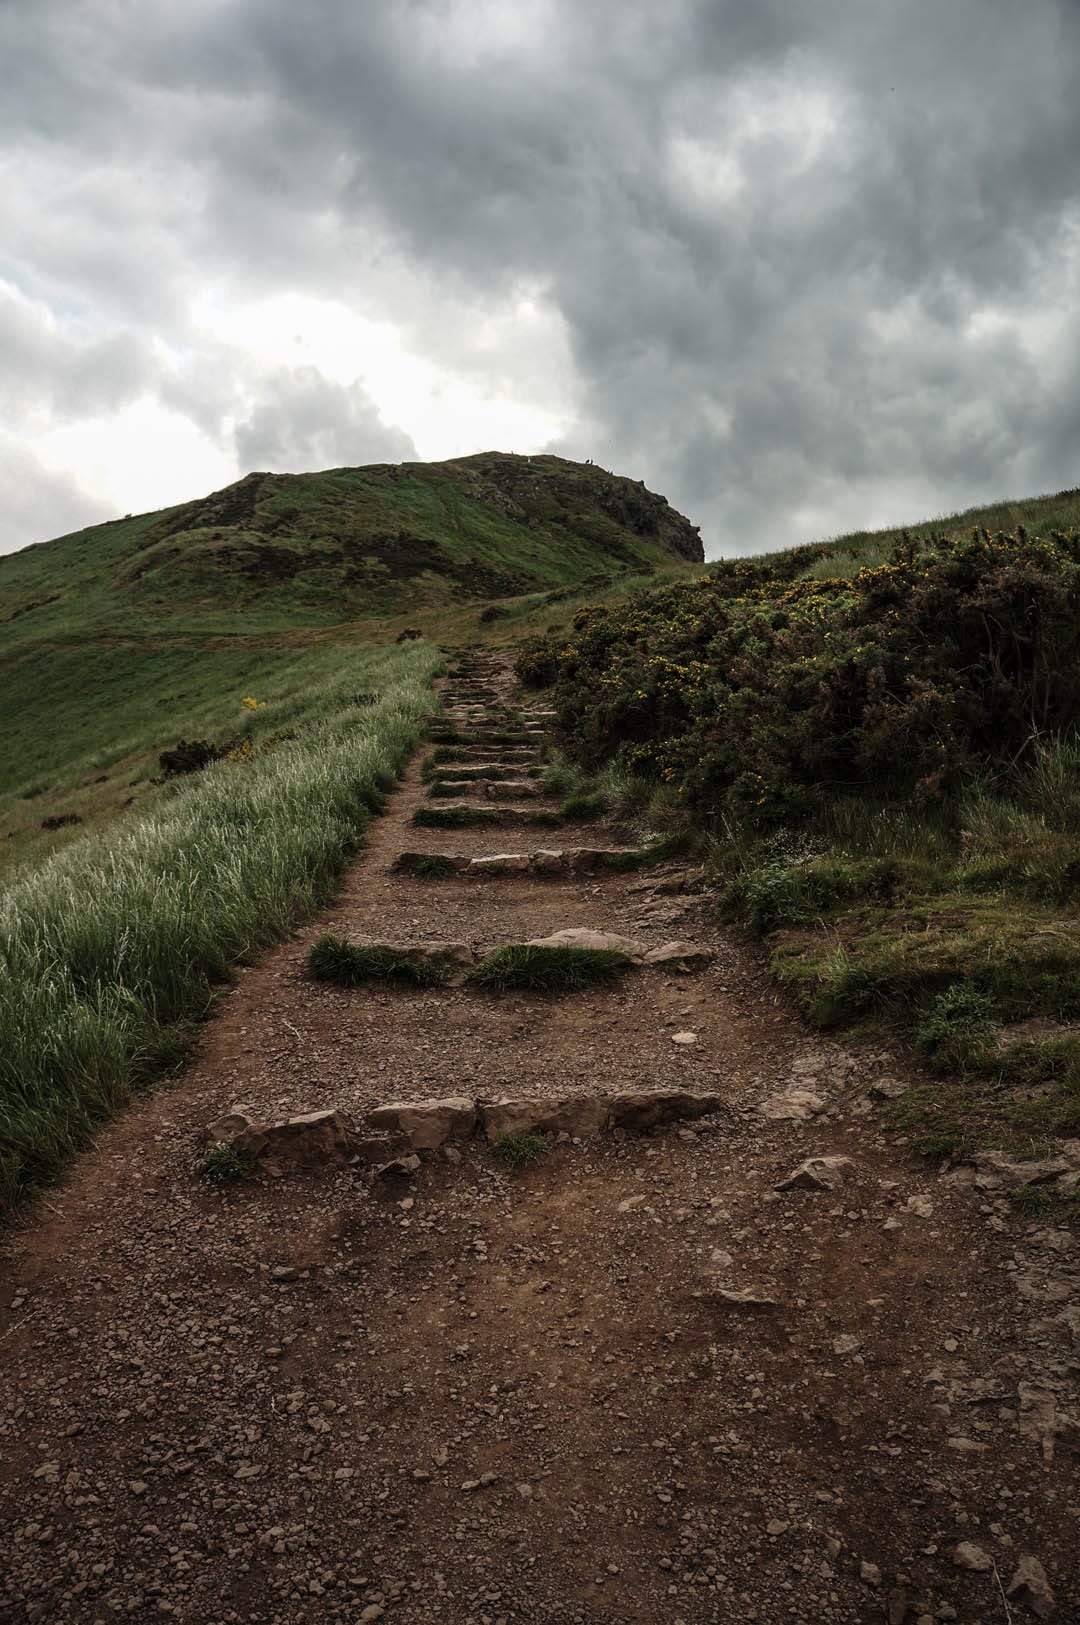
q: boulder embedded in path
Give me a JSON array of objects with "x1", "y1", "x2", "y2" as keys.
[
  {"x1": 207, "y1": 1107, "x2": 356, "y2": 1176},
  {"x1": 368, "y1": 1097, "x2": 477, "y2": 1152},
  {"x1": 480, "y1": 1094, "x2": 611, "y2": 1142},
  {"x1": 643, "y1": 940, "x2": 715, "y2": 972},
  {"x1": 608, "y1": 1089, "x2": 724, "y2": 1131}
]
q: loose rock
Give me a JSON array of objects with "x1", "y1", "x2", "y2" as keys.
[
  {"x1": 1006, "y1": 1555, "x2": 1056, "y2": 1618},
  {"x1": 952, "y1": 1541, "x2": 992, "y2": 1572},
  {"x1": 775, "y1": 1155, "x2": 853, "y2": 1192},
  {"x1": 758, "y1": 1089, "x2": 827, "y2": 1121}
]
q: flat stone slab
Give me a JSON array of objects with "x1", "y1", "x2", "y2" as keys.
[
  {"x1": 969, "y1": 1144, "x2": 1080, "y2": 1192},
  {"x1": 643, "y1": 940, "x2": 714, "y2": 972},
  {"x1": 484, "y1": 781, "x2": 544, "y2": 799},
  {"x1": 526, "y1": 928, "x2": 647, "y2": 961},
  {"x1": 758, "y1": 1089, "x2": 827, "y2": 1121}
]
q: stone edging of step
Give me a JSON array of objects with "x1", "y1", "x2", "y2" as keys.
[
  {"x1": 393, "y1": 848, "x2": 657, "y2": 875},
  {"x1": 204, "y1": 1087, "x2": 729, "y2": 1179}
]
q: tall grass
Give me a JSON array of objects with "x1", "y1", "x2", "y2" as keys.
[{"x1": 0, "y1": 643, "x2": 439, "y2": 1212}]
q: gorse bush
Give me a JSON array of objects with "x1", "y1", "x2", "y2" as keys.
[
  {"x1": 0, "y1": 643, "x2": 438, "y2": 1212},
  {"x1": 538, "y1": 529, "x2": 1080, "y2": 823}
]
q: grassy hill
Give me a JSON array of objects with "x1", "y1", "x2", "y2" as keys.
[
  {"x1": 0, "y1": 452, "x2": 703, "y2": 648},
  {"x1": 5, "y1": 458, "x2": 1080, "y2": 1212},
  {"x1": 0, "y1": 453, "x2": 703, "y2": 871}
]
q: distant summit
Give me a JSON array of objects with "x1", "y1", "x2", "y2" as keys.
[{"x1": 0, "y1": 452, "x2": 703, "y2": 645}]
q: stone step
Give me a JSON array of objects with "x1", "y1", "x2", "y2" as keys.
[
  {"x1": 205, "y1": 1087, "x2": 727, "y2": 1175},
  {"x1": 428, "y1": 747, "x2": 539, "y2": 761},
  {"x1": 426, "y1": 783, "x2": 551, "y2": 803},
  {"x1": 483, "y1": 780, "x2": 546, "y2": 800},
  {"x1": 413, "y1": 804, "x2": 562, "y2": 829},
  {"x1": 393, "y1": 846, "x2": 653, "y2": 877},
  {"x1": 427, "y1": 730, "x2": 536, "y2": 748},
  {"x1": 430, "y1": 764, "x2": 541, "y2": 781}
]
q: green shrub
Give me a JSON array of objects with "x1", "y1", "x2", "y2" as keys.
[
  {"x1": 308, "y1": 936, "x2": 451, "y2": 987},
  {"x1": 721, "y1": 857, "x2": 902, "y2": 933},
  {"x1": 159, "y1": 736, "x2": 239, "y2": 777},
  {"x1": 540, "y1": 530, "x2": 1080, "y2": 825},
  {"x1": 515, "y1": 637, "x2": 561, "y2": 688},
  {"x1": 467, "y1": 944, "x2": 632, "y2": 992}
]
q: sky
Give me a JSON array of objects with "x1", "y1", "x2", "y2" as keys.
[{"x1": 2, "y1": 0, "x2": 1079, "y2": 559}]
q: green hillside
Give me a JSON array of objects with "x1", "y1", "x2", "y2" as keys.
[
  {"x1": 0, "y1": 452, "x2": 703, "y2": 648},
  {"x1": 0, "y1": 452, "x2": 702, "y2": 871}
]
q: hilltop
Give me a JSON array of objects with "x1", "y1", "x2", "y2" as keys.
[
  {"x1": 0, "y1": 452, "x2": 703, "y2": 648},
  {"x1": 0, "y1": 453, "x2": 703, "y2": 872}
]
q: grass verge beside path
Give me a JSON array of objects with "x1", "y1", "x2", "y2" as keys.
[{"x1": 0, "y1": 642, "x2": 440, "y2": 1214}]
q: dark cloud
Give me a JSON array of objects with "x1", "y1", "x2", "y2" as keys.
[{"x1": 1, "y1": 0, "x2": 1079, "y2": 556}]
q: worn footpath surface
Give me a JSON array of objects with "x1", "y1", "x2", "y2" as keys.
[{"x1": 1, "y1": 655, "x2": 1078, "y2": 1624}]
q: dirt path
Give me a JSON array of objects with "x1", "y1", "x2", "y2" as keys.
[{"x1": 1, "y1": 655, "x2": 1077, "y2": 1624}]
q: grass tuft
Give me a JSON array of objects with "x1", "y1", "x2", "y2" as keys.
[
  {"x1": 308, "y1": 936, "x2": 452, "y2": 987},
  {"x1": 467, "y1": 944, "x2": 631, "y2": 992},
  {"x1": 562, "y1": 792, "x2": 608, "y2": 822},
  {"x1": 201, "y1": 1143, "x2": 256, "y2": 1185},
  {"x1": 394, "y1": 851, "x2": 458, "y2": 879},
  {"x1": 492, "y1": 1131, "x2": 549, "y2": 1168}
]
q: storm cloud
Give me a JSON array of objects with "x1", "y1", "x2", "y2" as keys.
[{"x1": 2, "y1": 0, "x2": 1079, "y2": 555}]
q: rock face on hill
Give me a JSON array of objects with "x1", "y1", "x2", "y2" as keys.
[{"x1": 0, "y1": 452, "x2": 703, "y2": 642}]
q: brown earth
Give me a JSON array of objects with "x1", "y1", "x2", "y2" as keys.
[{"x1": 1, "y1": 655, "x2": 1077, "y2": 1625}]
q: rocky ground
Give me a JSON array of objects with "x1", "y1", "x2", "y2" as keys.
[{"x1": 1, "y1": 655, "x2": 1077, "y2": 1624}]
